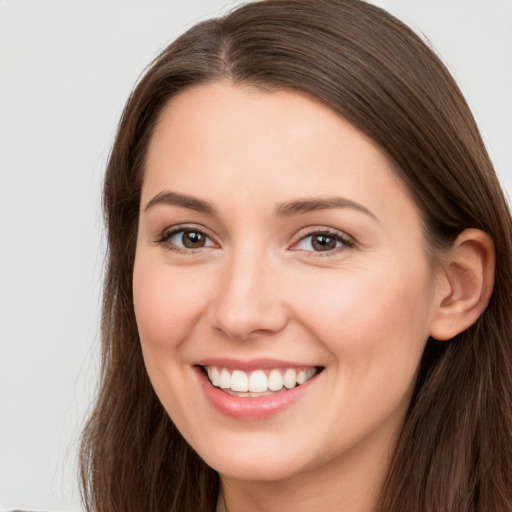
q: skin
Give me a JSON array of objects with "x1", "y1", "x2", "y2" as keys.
[{"x1": 133, "y1": 82, "x2": 451, "y2": 512}]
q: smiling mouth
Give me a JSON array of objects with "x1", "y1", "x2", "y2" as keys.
[{"x1": 201, "y1": 365, "x2": 323, "y2": 397}]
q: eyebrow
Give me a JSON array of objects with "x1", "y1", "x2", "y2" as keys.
[
  {"x1": 144, "y1": 190, "x2": 377, "y2": 221},
  {"x1": 275, "y1": 197, "x2": 378, "y2": 220},
  {"x1": 144, "y1": 191, "x2": 217, "y2": 215}
]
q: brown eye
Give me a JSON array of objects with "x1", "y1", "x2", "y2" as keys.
[
  {"x1": 162, "y1": 228, "x2": 216, "y2": 251},
  {"x1": 181, "y1": 230, "x2": 206, "y2": 248},
  {"x1": 311, "y1": 234, "x2": 337, "y2": 251},
  {"x1": 295, "y1": 231, "x2": 352, "y2": 253}
]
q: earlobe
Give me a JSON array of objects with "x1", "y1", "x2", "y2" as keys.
[{"x1": 429, "y1": 229, "x2": 495, "y2": 341}]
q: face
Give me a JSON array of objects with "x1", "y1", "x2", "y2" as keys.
[{"x1": 133, "y1": 82, "x2": 442, "y2": 484}]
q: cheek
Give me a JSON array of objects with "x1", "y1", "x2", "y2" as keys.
[
  {"x1": 133, "y1": 257, "x2": 211, "y2": 351},
  {"x1": 288, "y1": 264, "x2": 433, "y2": 452},
  {"x1": 132, "y1": 254, "x2": 214, "y2": 417},
  {"x1": 290, "y1": 260, "x2": 433, "y2": 385}
]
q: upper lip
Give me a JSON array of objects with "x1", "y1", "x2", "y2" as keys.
[{"x1": 195, "y1": 357, "x2": 321, "y2": 372}]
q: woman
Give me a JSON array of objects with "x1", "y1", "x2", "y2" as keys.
[{"x1": 79, "y1": 1, "x2": 512, "y2": 511}]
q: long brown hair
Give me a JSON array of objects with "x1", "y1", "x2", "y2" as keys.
[{"x1": 80, "y1": 1, "x2": 512, "y2": 510}]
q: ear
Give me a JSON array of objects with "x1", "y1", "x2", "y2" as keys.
[{"x1": 429, "y1": 229, "x2": 495, "y2": 341}]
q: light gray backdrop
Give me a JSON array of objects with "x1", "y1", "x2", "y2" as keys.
[{"x1": 1, "y1": 1, "x2": 511, "y2": 510}]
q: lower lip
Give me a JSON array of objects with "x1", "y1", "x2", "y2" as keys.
[{"x1": 195, "y1": 367, "x2": 320, "y2": 420}]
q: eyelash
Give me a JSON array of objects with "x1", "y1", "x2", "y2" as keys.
[
  {"x1": 155, "y1": 225, "x2": 215, "y2": 254},
  {"x1": 292, "y1": 229, "x2": 355, "y2": 255},
  {"x1": 155, "y1": 226, "x2": 355, "y2": 255}
]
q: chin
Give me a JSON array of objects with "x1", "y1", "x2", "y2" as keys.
[
  {"x1": 191, "y1": 433, "x2": 317, "y2": 482},
  {"x1": 210, "y1": 456, "x2": 306, "y2": 482}
]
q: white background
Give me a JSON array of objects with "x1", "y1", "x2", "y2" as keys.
[{"x1": 1, "y1": 1, "x2": 511, "y2": 510}]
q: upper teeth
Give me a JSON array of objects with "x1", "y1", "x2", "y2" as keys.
[{"x1": 205, "y1": 366, "x2": 317, "y2": 393}]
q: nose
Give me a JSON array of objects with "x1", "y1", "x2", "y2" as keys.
[{"x1": 208, "y1": 247, "x2": 288, "y2": 341}]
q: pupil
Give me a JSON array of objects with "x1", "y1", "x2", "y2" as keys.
[
  {"x1": 312, "y1": 234, "x2": 336, "y2": 251},
  {"x1": 183, "y1": 231, "x2": 204, "y2": 248}
]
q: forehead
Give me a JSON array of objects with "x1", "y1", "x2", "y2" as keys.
[{"x1": 142, "y1": 82, "x2": 420, "y2": 229}]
